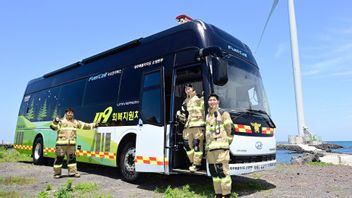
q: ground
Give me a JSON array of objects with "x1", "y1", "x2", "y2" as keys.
[{"x1": 1, "y1": 160, "x2": 352, "y2": 198}]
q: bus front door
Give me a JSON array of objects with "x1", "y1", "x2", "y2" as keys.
[{"x1": 135, "y1": 69, "x2": 166, "y2": 173}]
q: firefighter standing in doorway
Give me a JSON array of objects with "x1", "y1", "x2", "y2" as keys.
[
  {"x1": 176, "y1": 84, "x2": 205, "y2": 172},
  {"x1": 50, "y1": 108, "x2": 99, "y2": 179},
  {"x1": 206, "y1": 94, "x2": 234, "y2": 198}
]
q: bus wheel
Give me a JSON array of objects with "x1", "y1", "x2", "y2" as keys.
[
  {"x1": 33, "y1": 137, "x2": 45, "y2": 165},
  {"x1": 119, "y1": 141, "x2": 140, "y2": 183}
]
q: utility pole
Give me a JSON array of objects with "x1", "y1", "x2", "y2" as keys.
[{"x1": 288, "y1": 0, "x2": 306, "y2": 137}]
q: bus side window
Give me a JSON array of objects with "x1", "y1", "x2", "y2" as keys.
[
  {"x1": 141, "y1": 70, "x2": 162, "y2": 125},
  {"x1": 58, "y1": 79, "x2": 85, "y2": 111},
  {"x1": 118, "y1": 67, "x2": 142, "y2": 103},
  {"x1": 84, "y1": 70, "x2": 121, "y2": 106}
]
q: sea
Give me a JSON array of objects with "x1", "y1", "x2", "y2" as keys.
[{"x1": 276, "y1": 141, "x2": 352, "y2": 164}]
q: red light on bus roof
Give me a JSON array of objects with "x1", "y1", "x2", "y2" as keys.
[{"x1": 176, "y1": 15, "x2": 193, "y2": 24}]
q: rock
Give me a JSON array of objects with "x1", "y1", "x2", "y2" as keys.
[
  {"x1": 290, "y1": 153, "x2": 323, "y2": 165},
  {"x1": 312, "y1": 143, "x2": 343, "y2": 151},
  {"x1": 277, "y1": 144, "x2": 305, "y2": 153}
]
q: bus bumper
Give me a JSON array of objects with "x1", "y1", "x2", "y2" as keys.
[{"x1": 229, "y1": 160, "x2": 276, "y2": 175}]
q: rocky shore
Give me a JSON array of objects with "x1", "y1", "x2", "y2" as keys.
[
  {"x1": 277, "y1": 143, "x2": 350, "y2": 165},
  {"x1": 277, "y1": 143, "x2": 343, "y2": 153}
]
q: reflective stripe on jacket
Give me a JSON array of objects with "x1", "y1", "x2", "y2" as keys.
[
  {"x1": 206, "y1": 108, "x2": 233, "y2": 151},
  {"x1": 50, "y1": 117, "x2": 95, "y2": 145}
]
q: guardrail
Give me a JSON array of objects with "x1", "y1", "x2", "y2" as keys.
[{"x1": 0, "y1": 144, "x2": 13, "y2": 149}]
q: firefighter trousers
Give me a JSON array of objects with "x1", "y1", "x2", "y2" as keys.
[
  {"x1": 53, "y1": 145, "x2": 77, "y2": 176},
  {"x1": 182, "y1": 127, "x2": 204, "y2": 166},
  {"x1": 207, "y1": 149, "x2": 232, "y2": 196}
]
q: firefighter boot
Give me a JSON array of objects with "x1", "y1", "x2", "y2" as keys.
[
  {"x1": 189, "y1": 164, "x2": 199, "y2": 172},
  {"x1": 214, "y1": 194, "x2": 222, "y2": 198},
  {"x1": 53, "y1": 165, "x2": 62, "y2": 179}
]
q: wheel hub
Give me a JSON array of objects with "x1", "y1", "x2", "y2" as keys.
[{"x1": 124, "y1": 148, "x2": 136, "y2": 172}]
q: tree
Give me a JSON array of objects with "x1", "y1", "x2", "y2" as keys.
[
  {"x1": 26, "y1": 100, "x2": 35, "y2": 120},
  {"x1": 37, "y1": 99, "x2": 48, "y2": 121},
  {"x1": 52, "y1": 105, "x2": 58, "y2": 120}
]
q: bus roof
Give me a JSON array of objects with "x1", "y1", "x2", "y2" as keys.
[{"x1": 25, "y1": 20, "x2": 257, "y2": 94}]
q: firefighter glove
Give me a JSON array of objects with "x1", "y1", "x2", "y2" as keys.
[
  {"x1": 53, "y1": 117, "x2": 60, "y2": 124},
  {"x1": 176, "y1": 110, "x2": 187, "y2": 124}
]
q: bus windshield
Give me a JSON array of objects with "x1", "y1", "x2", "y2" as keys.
[{"x1": 214, "y1": 57, "x2": 270, "y2": 114}]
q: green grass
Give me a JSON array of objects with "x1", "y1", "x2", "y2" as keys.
[
  {"x1": 306, "y1": 161, "x2": 333, "y2": 167},
  {"x1": 37, "y1": 191, "x2": 49, "y2": 198},
  {"x1": 52, "y1": 179, "x2": 107, "y2": 198},
  {"x1": 55, "y1": 180, "x2": 74, "y2": 198},
  {"x1": 46, "y1": 183, "x2": 53, "y2": 191},
  {"x1": 0, "y1": 147, "x2": 31, "y2": 162},
  {"x1": 0, "y1": 190, "x2": 21, "y2": 198},
  {"x1": 0, "y1": 176, "x2": 35, "y2": 185},
  {"x1": 74, "y1": 182, "x2": 99, "y2": 193},
  {"x1": 156, "y1": 184, "x2": 239, "y2": 198}
]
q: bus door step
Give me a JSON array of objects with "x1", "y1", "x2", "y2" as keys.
[{"x1": 172, "y1": 168, "x2": 207, "y2": 176}]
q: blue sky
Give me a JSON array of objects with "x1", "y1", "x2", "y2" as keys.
[{"x1": 1, "y1": 1, "x2": 351, "y2": 143}]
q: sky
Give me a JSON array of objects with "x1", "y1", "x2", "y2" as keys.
[{"x1": 1, "y1": 0, "x2": 351, "y2": 143}]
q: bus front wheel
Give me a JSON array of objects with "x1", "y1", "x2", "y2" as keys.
[
  {"x1": 119, "y1": 141, "x2": 140, "y2": 183},
  {"x1": 33, "y1": 137, "x2": 45, "y2": 165}
]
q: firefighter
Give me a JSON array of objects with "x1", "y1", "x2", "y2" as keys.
[
  {"x1": 206, "y1": 94, "x2": 234, "y2": 198},
  {"x1": 176, "y1": 84, "x2": 205, "y2": 172},
  {"x1": 50, "y1": 108, "x2": 99, "y2": 179}
]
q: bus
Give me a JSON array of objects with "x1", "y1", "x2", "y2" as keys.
[{"x1": 14, "y1": 16, "x2": 276, "y2": 182}]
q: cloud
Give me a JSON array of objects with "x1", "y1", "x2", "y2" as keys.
[
  {"x1": 331, "y1": 70, "x2": 352, "y2": 76},
  {"x1": 301, "y1": 25, "x2": 352, "y2": 78},
  {"x1": 274, "y1": 42, "x2": 288, "y2": 59}
]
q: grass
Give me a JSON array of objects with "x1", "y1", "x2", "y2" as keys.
[
  {"x1": 46, "y1": 183, "x2": 53, "y2": 191},
  {"x1": 0, "y1": 190, "x2": 21, "y2": 198},
  {"x1": 0, "y1": 147, "x2": 31, "y2": 162},
  {"x1": 37, "y1": 191, "x2": 49, "y2": 198},
  {"x1": 306, "y1": 161, "x2": 333, "y2": 167},
  {"x1": 74, "y1": 182, "x2": 99, "y2": 193},
  {"x1": 0, "y1": 176, "x2": 35, "y2": 185},
  {"x1": 44, "y1": 179, "x2": 107, "y2": 198},
  {"x1": 156, "y1": 183, "x2": 239, "y2": 198}
]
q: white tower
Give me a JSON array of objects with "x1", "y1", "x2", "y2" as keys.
[{"x1": 288, "y1": 0, "x2": 306, "y2": 137}]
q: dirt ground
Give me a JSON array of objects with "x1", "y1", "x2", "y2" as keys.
[{"x1": 1, "y1": 161, "x2": 352, "y2": 198}]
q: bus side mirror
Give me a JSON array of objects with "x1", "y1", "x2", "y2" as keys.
[{"x1": 211, "y1": 57, "x2": 228, "y2": 86}]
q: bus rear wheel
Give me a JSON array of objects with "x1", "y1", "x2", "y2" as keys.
[
  {"x1": 119, "y1": 141, "x2": 140, "y2": 183},
  {"x1": 33, "y1": 137, "x2": 45, "y2": 165}
]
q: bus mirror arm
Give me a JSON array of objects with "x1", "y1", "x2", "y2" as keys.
[
  {"x1": 198, "y1": 47, "x2": 223, "y2": 59},
  {"x1": 198, "y1": 47, "x2": 228, "y2": 86}
]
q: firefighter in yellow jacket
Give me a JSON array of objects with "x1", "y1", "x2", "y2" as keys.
[
  {"x1": 176, "y1": 84, "x2": 205, "y2": 172},
  {"x1": 50, "y1": 108, "x2": 98, "y2": 178},
  {"x1": 206, "y1": 94, "x2": 234, "y2": 198}
]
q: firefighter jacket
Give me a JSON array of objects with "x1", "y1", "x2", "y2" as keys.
[
  {"x1": 184, "y1": 91, "x2": 205, "y2": 128},
  {"x1": 50, "y1": 116, "x2": 96, "y2": 145},
  {"x1": 206, "y1": 107, "x2": 234, "y2": 151}
]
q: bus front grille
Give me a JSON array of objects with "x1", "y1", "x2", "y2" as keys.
[{"x1": 230, "y1": 154, "x2": 276, "y2": 164}]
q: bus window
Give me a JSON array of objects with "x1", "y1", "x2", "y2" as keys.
[
  {"x1": 84, "y1": 70, "x2": 121, "y2": 106},
  {"x1": 141, "y1": 70, "x2": 162, "y2": 125},
  {"x1": 35, "y1": 88, "x2": 60, "y2": 121},
  {"x1": 58, "y1": 80, "x2": 85, "y2": 110},
  {"x1": 45, "y1": 88, "x2": 60, "y2": 120},
  {"x1": 118, "y1": 67, "x2": 142, "y2": 103}
]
